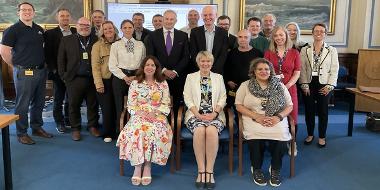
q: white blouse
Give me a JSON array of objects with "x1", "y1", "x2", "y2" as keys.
[
  {"x1": 235, "y1": 81, "x2": 292, "y2": 141},
  {"x1": 108, "y1": 37, "x2": 146, "y2": 79}
]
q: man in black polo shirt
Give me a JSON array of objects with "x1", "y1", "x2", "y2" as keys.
[
  {"x1": 57, "y1": 17, "x2": 100, "y2": 141},
  {"x1": 0, "y1": 2, "x2": 53, "y2": 145}
]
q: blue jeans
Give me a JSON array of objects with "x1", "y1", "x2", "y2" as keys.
[{"x1": 13, "y1": 67, "x2": 47, "y2": 136}]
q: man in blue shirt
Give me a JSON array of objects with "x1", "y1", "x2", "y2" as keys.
[{"x1": 0, "y1": 2, "x2": 53, "y2": 145}]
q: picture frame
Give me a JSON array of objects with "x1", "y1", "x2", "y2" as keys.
[
  {"x1": 0, "y1": 0, "x2": 92, "y2": 31},
  {"x1": 239, "y1": 0, "x2": 337, "y2": 35}
]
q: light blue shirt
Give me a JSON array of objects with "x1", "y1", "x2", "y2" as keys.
[{"x1": 204, "y1": 25, "x2": 216, "y2": 53}]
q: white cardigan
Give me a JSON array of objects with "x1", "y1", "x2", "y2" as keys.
[
  {"x1": 299, "y1": 43, "x2": 339, "y2": 87},
  {"x1": 183, "y1": 71, "x2": 227, "y2": 125}
]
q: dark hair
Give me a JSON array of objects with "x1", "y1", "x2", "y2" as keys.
[
  {"x1": 135, "y1": 56, "x2": 165, "y2": 83},
  {"x1": 248, "y1": 58, "x2": 276, "y2": 79},
  {"x1": 18, "y1": 2, "x2": 35, "y2": 11},
  {"x1": 120, "y1": 19, "x2": 134, "y2": 29},
  {"x1": 247, "y1": 17, "x2": 261, "y2": 26},
  {"x1": 56, "y1": 8, "x2": 70, "y2": 15},
  {"x1": 152, "y1": 14, "x2": 163, "y2": 18},
  {"x1": 217, "y1": 15, "x2": 231, "y2": 23},
  {"x1": 91, "y1": 10, "x2": 105, "y2": 16},
  {"x1": 312, "y1": 22, "x2": 328, "y2": 34},
  {"x1": 132, "y1": 12, "x2": 145, "y2": 20}
]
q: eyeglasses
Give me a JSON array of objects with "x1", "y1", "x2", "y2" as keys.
[
  {"x1": 19, "y1": 9, "x2": 33, "y2": 12},
  {"x1": 77, "y1": 23, "x2": 90, "y2": 28}
]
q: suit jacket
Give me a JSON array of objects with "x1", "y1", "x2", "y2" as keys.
[
  {"x1": 228, "y1": 34, "x2": 237, "y2": 51},
  {"x1": 57, "y1": 33, "x2": 98, "y2": 82},
  {"x1": 133, "y1": 27, "x2": 151, "y2": 42},
  {"x1": 299, "y1": 43, "x2": 339, "y2": 87},
  {"x1": 183, "y1": 71, "x2": 227, "y2": 124},
  {"x1": 190, "y1": 25, "x2": 229, "y2": 74},
  {"x1": 44, "y1": 26, "x2": 77, "y2": 72}
]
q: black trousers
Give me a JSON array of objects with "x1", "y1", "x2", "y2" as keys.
[
  {"x1": 112, "y1": 76, "x2": 130, "y2": 133},
  {"x1": 247, "y1": 139, "x2": 287, "y2": 171},
  {"x1": 96, "y1": 78, "x2": 116, "y2": 138},
  {"x1": 66, "y1": 77, "x2": 99, "y2": 130},
  {"x1": 303, "y1": 76, "x2": 332, "y2": 138},
  {"x1": 51, "y1": 72, "x2": 69, "y2": 125}
]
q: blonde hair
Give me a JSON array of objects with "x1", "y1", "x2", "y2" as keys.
[
  {"x1": 196, "y1": 51, "x2": 214, "y2": 65},
  {"x1": 268, "y1": 26, "x2": 293, "y2": 51},
  {"x1": 98, "y1": 21, "x2": 119, "y2": 41}
]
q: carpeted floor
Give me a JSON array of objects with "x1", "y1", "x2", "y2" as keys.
[{"x1": 0, "y1": 101, "x2": 379, "y2": 190}]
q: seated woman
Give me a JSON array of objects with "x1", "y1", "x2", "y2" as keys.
[
  {"x1": 235, "y1": 58, "x2": 293, "y2": 187},
  {"x1": 183, "y1": 51, "x2": 227, "y2": 190},
  {"x1": 116, "y1": 56, "x2": 172, "y2": 186}
]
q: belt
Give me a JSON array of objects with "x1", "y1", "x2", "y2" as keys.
[
  {"x1": 121, "y1": 69, "x2": 137, "y2": 76},
  {"x1": 14, "y1": 65, "x2": 44, "y2": 70}
]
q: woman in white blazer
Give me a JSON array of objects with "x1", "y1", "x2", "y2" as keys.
[
  {"x1": 299, "y1": 23, "x2": 339, "y2": 148},
  {"x1": 183, "y1": 51, "x2": 226, "y2": 189}
]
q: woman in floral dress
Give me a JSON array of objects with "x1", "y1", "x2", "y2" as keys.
[{"x1": 116, "y1": 56, "x2": 172, "y2": 186}]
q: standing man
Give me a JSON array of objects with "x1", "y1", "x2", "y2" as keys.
[
  {"x1": 44, "y1": 8, "x2": 77, "y2": 133},
  {"x1": 152, "y1": 14, "x2": 163, "y2": 30},
  {"x1": 0, "y1": 2, "x2": 53, "y2": 145},
  {"x1": 132, "y1": 12, "x2": 151, "y2": 41},
  {"x1": 217, "y1": 15, "x2": 237, "y2": 51},
  {"x1": 259, "y1": 13, "x2": 276, "y2": 39},
  {"x1": 180, "y1": 9, "x2": 200, "y2": 38},
  {"x1": 190, "y1": 5, "x2": 228, "y2": 74},
  {"x1": 91, "y1": 10, "x2": 106, "y2": 35},
  {"x1": 247, "y1": 17, "x2": 269, "y2": 54},
  {"x1": 146, "y1": 9, "x2": 189, "y2": 120},
  {"x1": 57, "y1": 17, "x2": 100, "y2": 141}
]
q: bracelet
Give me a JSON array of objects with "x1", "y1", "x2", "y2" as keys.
[{"x1": 275, "y1": 114, "x2": 283, "y2": 121}]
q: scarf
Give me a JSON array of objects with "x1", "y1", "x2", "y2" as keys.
[{"x1": 248, "y1": 76, "x2": 286, "y2": 116}]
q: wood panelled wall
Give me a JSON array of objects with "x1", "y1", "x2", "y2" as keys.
[{"x1": 1, "y1": 53, "x2": 359, "y2": 99}]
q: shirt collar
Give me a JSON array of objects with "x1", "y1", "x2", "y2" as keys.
[
  {"x1": 163, "y1": 27, "x2": 174, "y2": 34},
  {"x1": 122, "y1": 36, "x2": 135, "y2": 43},
  {"x1": 204, "y1": 25, "x2": 216, "y2": 32},
  {"x1": 59, "y1": 25, "x2": 70, "y2": 32}
]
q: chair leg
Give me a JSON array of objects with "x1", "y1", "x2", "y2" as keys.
[
  {"x1": 238, "y1": 137, "x2": 243, "y2": 176},
  {"x1": 229, "y1": 140, "x2": 233, "y2": 174},
  {"x1": 120, "y1": 159, "x2": 124, "y2": 176},
  {"x1": 170, "y1": 143, "x2": 175, "y2": 173},
  {"x1": 290, "y1": 139, "x2": 295, "y2": 178},
  {"x1": 176, "y1": 138, "x2": 181, "y2": 170}
]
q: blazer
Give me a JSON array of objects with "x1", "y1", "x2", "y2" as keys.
[
  {"x1": 44, "y1": 26, "x2": 77, "y2": 72},
  {"x1": 146, "y1": 28, "x2": 189, "y2": 76},
  {"x1": 189, "y1": 25, "x2": 229, "y2": 74},
  {"x1": 57, "y1": 33, "x2": 98, "y2": 82},
  {"x1": 132, "y1": 27, "x2": 151, "y2": 42},
  {"x1": 299, "y1": 43, "x2": 339, "y2": 87},
  {"x1": 183, "y1": 71, "x2": 227, "y2": 125},
  {"x1": 227, "y1": 33, "x2": 237, "y2": 51}
]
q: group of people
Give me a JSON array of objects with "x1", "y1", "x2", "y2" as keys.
[{"x1": 0, "y1": 2, "x2": 340, "y2": 189}]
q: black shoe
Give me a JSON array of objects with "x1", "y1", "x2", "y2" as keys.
[
  {"x1": 318, "y1": 139, "x2": 326, "y2": 148},
  {"x1": 56, "y1": 123, "x2": 66, "y2": 134},
  {"x1": 304, "y1": 136, "x2": 314, "y2": 145},
  {"x1": 252, "y1": 169, "x2": 267, "y2": 186},
  {"x1": 205, "y1": 172, "x2": 215, "y2": 190},
  {"x1": 269, "y1": 167, "x2": 281, "y2": 187},
  {"x1": 195, "y1": 172, "x2": 205, "y2": 189}
]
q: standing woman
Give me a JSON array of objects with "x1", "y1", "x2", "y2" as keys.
[
  {"x1": 91, "y1": 21, "x2": 120, "y2": 142},
  {"x1": 183, "y1": 51, "x2": 226, "y2": 189},
  {"x1": 117, "y1": 56, "x2": 172, "y2": 186},
  {"x1": 299, "y1": 23, "x2": 339, "y2": 148},
  {"x1": 285, "y1": 22, "x2": 307, "y2": 52},
  {"x1": 109, "y1": 19, "x2": 146, "y2": 131},
  {"x1": 264, "y1": 26, "x2": 301, "y2": 154}
]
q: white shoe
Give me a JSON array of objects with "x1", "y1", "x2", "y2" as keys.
[
  {"x1": 288, "y1": 142, "x2": 298, "y2": 156},
  {"x1": 104, "y1": 137, "x2": 112, "y2": 143}
]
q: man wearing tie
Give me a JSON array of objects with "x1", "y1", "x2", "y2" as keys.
[
  {"x1": 146, "y1": 10, "x2": 189, "y2": 120},
  {"x1": 189, "y1": 5, "x2": 228, "y2": 74}
]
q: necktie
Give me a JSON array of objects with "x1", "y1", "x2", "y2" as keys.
[{"x1": 166, "y1": 31, "x2": 172, "y2": 55}]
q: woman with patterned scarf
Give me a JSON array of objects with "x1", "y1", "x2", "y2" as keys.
[{"x1": 235, "y1": 58, "x2": 293, "y2": 187}]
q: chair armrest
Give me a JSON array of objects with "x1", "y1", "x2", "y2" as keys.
[
  {"x1": 288, "y1": 116, "x2": 296, "y2": 139},
  {"x1": 225, "y1": 107, "x2": 234, "y2": 139}
]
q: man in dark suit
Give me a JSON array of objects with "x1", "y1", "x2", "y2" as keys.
[
  {"x1": 217, "y1": 15, "x2": 237, "y2": 52},
  {"x1": 57, "y1": 17, "x2": 100, "y2": 141},
  {"x1": 190, "y1": 6, "x2": 229, "y2": 75},
  {"x1": 132, "y1": 12, "x2": 151, "y2": 41},
  {"x1": 44, "y1": 8, "x2": 76, "y2": 133},
  {"x1": 146, "y1": 9, "x2": 189, "y2": 118}
]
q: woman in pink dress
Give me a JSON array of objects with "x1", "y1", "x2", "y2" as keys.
[
  {"x1": 116, "y1": 56, "x2": 172, "y2": 186},
  {"x1": 264, "y1": 26, "x2": 301, "y2": 155}
]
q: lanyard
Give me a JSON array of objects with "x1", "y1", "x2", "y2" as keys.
[
  {"x1": 77, "y1": 34, "x2": 90, "y2": 51},
  {"x1": 276, "y1": 49, "x2": 287, "y2": 74}
]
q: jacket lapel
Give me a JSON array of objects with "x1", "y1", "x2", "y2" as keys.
[
  {"x1": 199, "y1": 26, "x2": 207, "y2": 50},
  {"x1": 319, "y1": 43, "x2": 331, "y2": 66},
  {"x1": 306, "y1": 45, "x2": 313, "y2": 67}
]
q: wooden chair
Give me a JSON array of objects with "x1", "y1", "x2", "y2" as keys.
[
  {"x1": 175, "y1": 106, "x2": 235, "y2": 174},
  {"x1": 237, "y1": 113, "x2": 296, "y2": 178},
  {"x1": 119, "y1": 96, "x2": 175, "y2": 176}
]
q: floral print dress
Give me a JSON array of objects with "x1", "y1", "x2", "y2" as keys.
[{"x1": 116, "y1": 80, "x2": 172, "y2": 166}]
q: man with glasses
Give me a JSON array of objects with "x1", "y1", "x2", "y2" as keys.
[
  {"x1": 57, "y1": 17, "x2": 100, "y2": 141},
  {"x1": 0, "y1": 2, "x2": 53, "y2": 145},
  {"x1": 217, "y1": 15, "x2": 237, "y2": 52},
  {"x1": 44, "y1": 8, "x2": 77, "y2": 134}
]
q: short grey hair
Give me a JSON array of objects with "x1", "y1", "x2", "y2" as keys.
[{"x1": 196, "y1": 51, "x2": 214, "y2": 65}]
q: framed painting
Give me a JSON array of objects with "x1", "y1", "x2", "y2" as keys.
[
  {"x1": 0, "y1": 0, "x2": 92, "y2": 31},
  {"x1": 239, "y1": 0, "x2": 337, "y2": 34}
]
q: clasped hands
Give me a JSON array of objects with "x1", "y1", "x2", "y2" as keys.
[
  {"x1": 195, "y1": 112, "x2": 218, "y2": 121},
  {"x1": 123, "y1": 76, "x2": 135, "y2": 85},
  {"x1": 255, "y1": 114, "x2": 280, "y2": 127}
]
